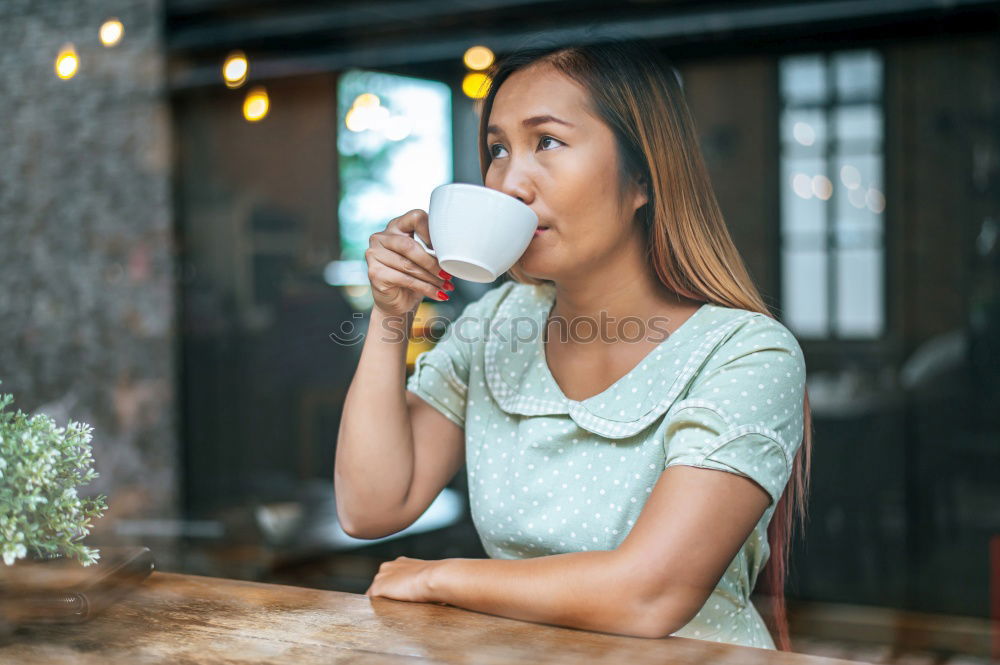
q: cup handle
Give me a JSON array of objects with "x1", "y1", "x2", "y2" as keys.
[{"x1": 411, "y1": 232, "x2": 436, "y2": 256}]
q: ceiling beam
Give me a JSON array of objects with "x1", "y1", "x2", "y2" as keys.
[
  {"x1": 167, "y1": 0, "x2": 572, "y2": 50},
  {"x1": 168, "y1": 0, "x2": 1000, "y2": 91}
]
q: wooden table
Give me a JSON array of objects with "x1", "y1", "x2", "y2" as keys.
[{"x1": 1, "y1": 572, "x2": 871, "y2": 664}]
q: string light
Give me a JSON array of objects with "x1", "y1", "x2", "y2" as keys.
[
  {"x1": 345, "y1": 93, "x2": 383, "y2": 132},
  {"x1": 353, "y1": 93, "x2": 380, "y2": 108},
  {"x1": 223, "y1": 50, "x2": 249, "y2": 88},
  {"x1": 462, "y1": 72, "x2": 491, "y2": 99},
  {"x1": 100, "y1": 18, "x2": 124, "y2": 47},
  {"x1": 463, "y1": 45, "x2": 494, "y2": 71},
  {"x1": 243, "y1": 86, "x2": 269, "y2": 122},
  {"x1": 55, "y1": 43, "x2": 78, "y2": 80}
]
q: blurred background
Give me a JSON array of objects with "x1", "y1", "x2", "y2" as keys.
[{"x1": 1, "y1": 0, "x2": 998, "y2": 662}]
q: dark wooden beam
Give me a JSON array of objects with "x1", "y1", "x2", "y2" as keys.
[{"x1": 167, "y1": 0, "x2": 1000, "y2": 91}]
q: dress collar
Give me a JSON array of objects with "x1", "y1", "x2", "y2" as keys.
[{"x1": 484, "y1": 282, "x2": 755, "y2": 438}]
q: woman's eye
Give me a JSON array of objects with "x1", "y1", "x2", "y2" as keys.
[
  {"x1": 489, "y1": 136, "x2": 562, "y2": 159},
  {"x1": 539, "y1": 136, "x2": 562, "y2": 150}
]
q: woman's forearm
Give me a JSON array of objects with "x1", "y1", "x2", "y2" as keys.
[
  {"x1": 428, "y1": 551, "x2": 667, "y2": 639},
  {"x1": 334, "y1": 307, "x2": 416, "y2": 536}
]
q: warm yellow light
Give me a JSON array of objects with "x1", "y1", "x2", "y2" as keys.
[
  {"x1": 345, "y1": 105, "x2": 389, "y2": 132},
  {"x1": 352, "y1": 93, "x2": 380, "y2": 108},
  {"x1": 463, "y1": 46, "x2": 494, "y2": 71},
  {"x1": 243, "y1": 86, "x2": 269, "y2": 122},
  {"x1": 100, "y1": 18, "x2": 124, "y2": 47},
  {"x1": 344, "y1": 107, "x2": 365, "y2": 132},
  {"x1": 223, "y1": 51, "x2": 248, "y2": 88},
  {"x1": 462, "y1": 72, "x2": 491, "y2": 99},
  {"x1": 55, "y1": 44, "x2": 78, "y2": 80}
]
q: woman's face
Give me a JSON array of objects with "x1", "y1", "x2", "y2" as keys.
[{"x1": 484, "y1": 62, "x2": 647, "y2": 282}]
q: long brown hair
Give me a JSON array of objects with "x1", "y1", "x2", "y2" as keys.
[{"x1": 476, "y1": 38, "x2": 814, "y2": 651}]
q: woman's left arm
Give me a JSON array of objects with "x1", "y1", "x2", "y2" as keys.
[
  {"x1": 429, "y1": 548, "x2": 656, "y2": 637},
  {"x1": 366, "y1": 464, "x2": 769, "y2": 639},
  {"x1": 365, "y1": 549, "x2": 651, "y2": 636}
]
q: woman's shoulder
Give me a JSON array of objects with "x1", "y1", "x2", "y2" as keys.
[{"x1": 698, "y1": 303, "x2": 806, "y2": 375}]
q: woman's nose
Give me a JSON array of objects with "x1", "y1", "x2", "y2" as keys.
[{"x1": 496, "y1": 167, "x2": 533, "y2": 205}]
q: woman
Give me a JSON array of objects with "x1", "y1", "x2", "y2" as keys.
[{"x1": 335, "y1": 37, "x2": 813, "y2": 651}]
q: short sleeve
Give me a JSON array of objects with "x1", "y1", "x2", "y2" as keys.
[
  {"x1": 405, "y1": 283, "x2": 511, "y2": 429},
  {"x1": 662, "y1": 314, "x2": 807, "y2": 507}
]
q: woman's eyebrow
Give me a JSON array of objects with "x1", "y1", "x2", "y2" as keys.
[{"x1": 486, "y1": 115, "x2": 575, "y2": 136}]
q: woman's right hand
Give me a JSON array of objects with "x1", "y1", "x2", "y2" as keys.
[{"x1": 366, "y1": 209, "x2": 454, "y2": 317}]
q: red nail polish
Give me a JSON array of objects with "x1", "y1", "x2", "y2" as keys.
[
  {"x1": 436, "y1": 290, "x2": 449, "y2": 301},
  {"x1": 438, "y1": 270, "x2": 451, "y2": 280},
  {"x1": 443, "y1": 280, "x2": 455, "y2": 291}
]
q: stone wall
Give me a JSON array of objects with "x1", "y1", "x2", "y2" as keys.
[{"x1": 0, "y1": 0, "x2": 177, "y2": 525}]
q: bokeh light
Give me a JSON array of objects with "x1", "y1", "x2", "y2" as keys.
[
  {"x1": 463, "y1": 45, "x2": 494, "y2": 71},
  {"x1": 352, "y1": 93, "x2": 380, "y2": 108},
  {"x1": 792, "y1": 173, "x2": 813, "y2": 199},
  {"x1": 55, "y1": 44, "x2": 78, "y2": 80},
  {"x1": 840, "y1": 164, "x2": 862, "y2": 189},
  {"x1": 462, "y1": 72, "x2": 491, "y2": 99},
  {"x1": 866, "y1": 187, "x2": 886, "y2": 213},
  {"x1": 223, "y1": 51, "x2": 248, "y2": 88},
  {"x1": 848, "y1": 186, "x2": 867, "y2": 208},
  {"x1": 243, "y1": 86, "x2": 269, "y2": 122},
  {"x1": 100, "y1": 18, "x2": 124, "y2": 47},
  {"x1": 812, "y1": 174, "x2": 833, "y2": 200},
  {"x1": 345, "y1": 103, "x2": 390, "y2": 132},
  {"x1": 793, "y1": 122, "x2": 815, "y2": 146}
]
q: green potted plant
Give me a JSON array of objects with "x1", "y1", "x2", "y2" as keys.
[{"x1": 0, "y1": 380, "x2": 107, "y2": 566}]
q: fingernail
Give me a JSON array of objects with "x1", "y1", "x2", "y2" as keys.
[
  {"x1": 438, "y1": 270, "x2": 451, "y2": 279},
  {"x1": 436, "y1": 290, "x2": 449, "y2": 301},
  {"x1": 443, "y1": 280, "x2": 455, "y2": 291}
]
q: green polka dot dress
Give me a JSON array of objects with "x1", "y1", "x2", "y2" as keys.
[{"x1": 406, "y1": 280, "x2": 807, "y2": 649}]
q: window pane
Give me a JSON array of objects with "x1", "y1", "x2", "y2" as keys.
[
  {"x1": 337, "y1": 69, "x2": 453, "y2": 263},
  {"x1": 779, "y1": 50, "x2": 885, "y2": 341},
  {"x1": 782, "y1": 247, "x2": 828, "y2": 337},
  {"x1": 782, "y1": 157, "x2": 827, "y2": 238},
  {"x1": 834, "y1": 104, "x2": 883, "y2": 146},
  {"x1": 834, "y1": 50, "x2": 881, "y2": 101},
  {"x1": 836, "y1": 248, "x2": 884, "y2": 338},
  {"x1": 780, "y1": 54, "x2": 828, "y2": 106}
]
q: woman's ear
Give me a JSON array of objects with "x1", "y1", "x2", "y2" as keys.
[{"x1": 632, "y1": 176, "x2": 649, "y2": 212}]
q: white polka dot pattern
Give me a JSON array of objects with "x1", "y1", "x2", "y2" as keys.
[
  {"x1": 402, "y1": 280, "x2": 806, "y2": 651},
  {"x1": 482, "y1": 283, "x2": 762, "y2": 439},
  {"x1": 661, "y1": 313, "x2": 807, "y2": 508}
]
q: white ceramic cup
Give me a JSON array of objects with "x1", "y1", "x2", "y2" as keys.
[{"x1": 412, "y1": 183, "x2": 538, "y2": 283}]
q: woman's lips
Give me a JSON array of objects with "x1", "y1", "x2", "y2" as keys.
[{"x1": 534, "y1": 226, "x2": 550, "y2": 236}]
